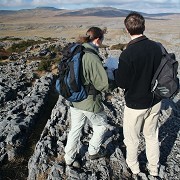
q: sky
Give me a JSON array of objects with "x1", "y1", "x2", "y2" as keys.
[{"x1": 0, "y1": 0, "x2": 180, "y2": 14}]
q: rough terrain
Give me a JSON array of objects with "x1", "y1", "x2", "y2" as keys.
[{"x1": 0, "y1": 10, "x2": 180, "y2": 180}]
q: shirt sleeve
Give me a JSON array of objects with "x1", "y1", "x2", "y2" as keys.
[{"x1": 84, "y1": 53, "x2": 109, "y2": 92}]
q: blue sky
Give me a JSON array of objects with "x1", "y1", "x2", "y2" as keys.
[{"x1": 0, "y1": 0, "x2": 180, "y2": 14}]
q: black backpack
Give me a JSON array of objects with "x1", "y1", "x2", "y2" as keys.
[
  {"x1": 151, "y1": 43, "x2": 179, "y2": 99},
  {"x1": 56, "y1": 43, "x2": 101, "y2": 102}
]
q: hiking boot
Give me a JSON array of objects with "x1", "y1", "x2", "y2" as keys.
[
  {"x1": 148, "y1": 175, "x2": 160, "y2": 180},
  {"x1": 148, "y1": 168, "x2": 159, "y2": 177},
  {"x1": 132, "y1": 172, "x2": 147, "y2": 180},
  {"x1": 89, "y1": 147, "x2": 107, "y2": 160},
  {"x1": 67, "y1": 160, "x2": 81, "y2": 169},
  {"x1": 132, "y1": 173, "x2": 141, "y2": 180}
]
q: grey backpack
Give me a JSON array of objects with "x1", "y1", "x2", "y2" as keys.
[{"x1": 151, "y1": 43, "x2": 179, "y2": 99}]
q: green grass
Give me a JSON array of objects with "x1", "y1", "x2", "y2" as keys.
[
  {"x1": 0, "y1": 36, "x2": 22, "y2": 41},
  {"x1": 6, "y1": 40, "x2": 47, "y2": 53}
]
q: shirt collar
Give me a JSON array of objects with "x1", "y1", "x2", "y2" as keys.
[
  {"x1": 89, "y1": 42, "x2": 99, "y2": 51},
  {"x1": 127, "y1": 35, "x2": 148, "y2": 47}
]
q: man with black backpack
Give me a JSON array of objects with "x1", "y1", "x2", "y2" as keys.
[
  {"x1": 114, "y1": 12, "x2": 163, "y2": 179},
  {"x1": 63, "y1": 27, "x2": 110, "y2": 168}
]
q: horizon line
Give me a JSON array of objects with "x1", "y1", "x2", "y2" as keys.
[{"x1": 0, "y1": 6, "x2": 180, "y2": 15}]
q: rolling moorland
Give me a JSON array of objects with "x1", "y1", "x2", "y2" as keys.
[{"x1": 0, "y1": 7, "x2": 180, "y2": 180}]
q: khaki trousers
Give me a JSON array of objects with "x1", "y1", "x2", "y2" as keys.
[
  {"x1": 64, "y1": 107, "x2": 108, "y2": 165},
  {"x1": 123, "y1": 102, "x2": 161, "y2": 175}
]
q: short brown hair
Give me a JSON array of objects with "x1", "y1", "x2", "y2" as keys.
[{"x1": 124, "y1": 12, "x2": 145, "y2": 35}]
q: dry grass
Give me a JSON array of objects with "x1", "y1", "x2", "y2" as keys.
[
  {"x1": 1, "y1": 16, "x2": 180, "y2": 45},
  {"x1": 0, "y1": 15, "x2": 179, "y2": 47},
  {"x1": 37, "y1": 172, "x2": 49, "y2": 180},
  {"x1": 0, "y1": 156, "x2": 28, "y2": 180}
]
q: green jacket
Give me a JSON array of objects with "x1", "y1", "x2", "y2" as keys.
[{"x1": 72, "y1": 43, "x2": 109, "y2": 113}]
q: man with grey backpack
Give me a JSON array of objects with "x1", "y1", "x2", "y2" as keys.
[{"x1": 114, "y1": 12, "x2": 179, "y2": 179}]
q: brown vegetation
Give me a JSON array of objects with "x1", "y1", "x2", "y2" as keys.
[
  {"x1": 110, "y1": 43, "x2": 127, "y2": 51},
  {"x1": 0, "y1": 48, "x2": 11, "y2": 60}
]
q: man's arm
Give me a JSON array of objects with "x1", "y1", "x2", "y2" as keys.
[{"x1": 114, "y1": 57, "x2": 132, "y2": 89}]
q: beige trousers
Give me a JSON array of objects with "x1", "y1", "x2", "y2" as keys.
[
  {"x1": 64, "y1": 107, "x2": 108, "y2": 165},
  {"x1": 123, "y1": 102, "x2": 161, "y2": 175}
]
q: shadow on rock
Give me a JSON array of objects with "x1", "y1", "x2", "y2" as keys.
[{"x1": 159, "y1": 99, "x2": 180, "y2": 166}]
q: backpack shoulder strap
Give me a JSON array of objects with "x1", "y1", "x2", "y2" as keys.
[
  {"x1": 156, "y1": 42, "x2": 168, "y2": 56},
  {"x1": 151, "y1": 57, "x2": 167, "y2": 88},
  {"x1": 151, "y1": 43, "x2": 168, "y2": 91},
  {"x1": 83, "y1": 48, "x2": 104, "y2": 61},
  {"x1": 84, "y1": 47, "x2": 98, "y2": 55}
]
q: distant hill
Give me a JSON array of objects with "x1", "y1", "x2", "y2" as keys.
[
  {"x1": 0, "y1": 6, "x2": 179, "y2": 18},
  {"x1": 55, "y1": 7, "x2": 180, "y2": 18},
  {"x1": 35, "y1": 7, "x2": 61, "y2": 11},
  {"x1": 56, "y1": 7, "x2": 130, "y2": 17},
  {"x1": 0, "y1": 10, "x2": 17, "y2": 15}
]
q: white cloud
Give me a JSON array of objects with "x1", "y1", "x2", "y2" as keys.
[
  {"x1": 0, "y1": 0, "x2": 179, "y2": 13},
  {"x1": 0, "y1": 0, "x2": 24, "y2": 7},
  {"x1": 30, "y1": 0, "x2": 180, "y2": 5}
]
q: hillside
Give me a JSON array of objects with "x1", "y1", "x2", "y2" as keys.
[{"x1": 0, "y1": 7, "x2": 179, "y2": 19}]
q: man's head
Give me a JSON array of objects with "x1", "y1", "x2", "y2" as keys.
[{"x1": 124, "y1": 12, "x2": 145, "y2": 36}]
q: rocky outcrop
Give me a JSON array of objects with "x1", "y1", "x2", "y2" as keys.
[
  {"x1": 0, "y1": 59, "x2": 54, "y2": 162},
  {"x1": 28, "y1": 91, "x2": 132, "y2": 180},
  {"x1": 27, "y1": 88, "x2": 180, "y2": 179},
  {"x1": 0, "y1": 37, "x2": 179, "y2": 180}
]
